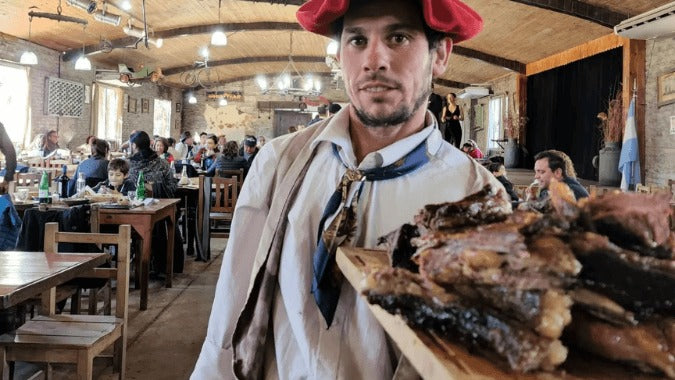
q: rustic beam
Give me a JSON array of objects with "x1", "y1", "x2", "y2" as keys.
[
  {"x1": 621, "y1": 38, "x2": 646, "y2": 182},
  {"x1": 162, "y1": 55, "x2": 326, "y2": 76},
  {"x1": 62, "y1": 22, "x2": 303, "y2": 61},
  {"x1": 526, "y1": 33, "x2": 623, "y2": 76},
  {"x1": 453, "y1": 46, "x2": 526, "y2": 74},
  {"x1": 434, "y1": 78, "x2": 471, "y2": 89},
  {"x1": 509, "y1": 0, "x2": 627, "y2": 28}
]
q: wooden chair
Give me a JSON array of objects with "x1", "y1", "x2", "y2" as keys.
[
  {"x1": 0, "y1": 223, "x2": 131, "y2": 380},
  {"x1": 15, "y1": 172, "x2": 46, "y2": 188},
  {"x1": 217, "y1": 168, "x2": 244, "y2": 189},
  {"x1": 198, "y1": 176, "x2": 238, "y2": 260}
]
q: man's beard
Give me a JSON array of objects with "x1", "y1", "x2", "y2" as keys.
[{"x1": 354, "y1": 82, "x2": 432, "y2": 128}]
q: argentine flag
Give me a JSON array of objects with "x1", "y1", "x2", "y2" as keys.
[{"x1": 618, "y1": 96, "x2": 640, "y2": 191}]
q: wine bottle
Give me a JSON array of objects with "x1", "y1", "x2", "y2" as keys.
[
  {"x1": 38, "y1": 171, "x2": 50, "y2": 204},
  {"x1": 136, "y1": 170, "x2": 145, "y2": 201},
  {"x1": 56, "y1": 165, "x2": 70, "y2": 198}
]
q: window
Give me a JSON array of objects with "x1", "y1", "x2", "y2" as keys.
[
  {"x1": 153, "y1": 99, "x2": 171, "y2": 137},
  {"x1": 0, "y1": 62, "x2": 30, "y2": 147},
  {"x1": 95, "y1": 85, "x2": 123, "y2": 142},
  {"x1": 487, "y1": 96, "x2": 505, "y2": 150}
]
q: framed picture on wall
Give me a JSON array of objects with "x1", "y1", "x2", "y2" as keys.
[
  {"x1": 658, "y1": 69, "x2": 675, "y2": 107},
  {"x1": 176, "y1": 102, "x2": 182, "y2": 113},
  {"x1": 141, "y1": 98, "x2": 150, "y2": 113},
  {"x1": 128, "y1": 97, "x2": 137, "y2": 113}
]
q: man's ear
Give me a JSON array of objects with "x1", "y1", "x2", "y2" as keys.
[
  {"x1": 432, "y1": 38, "x2": 452, "y2": 77},
  {"x1": 553, "y1": 168, "x2": 564, "y2": 180}
]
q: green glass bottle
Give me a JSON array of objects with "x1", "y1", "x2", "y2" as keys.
[
  {"x1": 136, "y1": 170, "x2": 145, "y2": 201},
  {"x1": 38, "y1": 171, "x2": 50, "y2": 203}
]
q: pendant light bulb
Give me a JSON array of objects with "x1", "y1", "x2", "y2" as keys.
[
  {"x1": 188, "y1": 94, "x2": 197, "y2": 104},
  {"x1": 211, "y1": 31, "x2": 227, "y2": 46},
  {"x1": 219, "y1": 98, "x2": 228, "y2": 106},
  {"x1": 20, "y1": 51, "x2": 38, "y2": 65},
  {"x1": 75, "y1": 55, "x2": 92, "y2": 70}
]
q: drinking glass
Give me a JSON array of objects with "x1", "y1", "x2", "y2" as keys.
[{"x1": 127, "y1": 191, "x2": 136, "y2": 203}]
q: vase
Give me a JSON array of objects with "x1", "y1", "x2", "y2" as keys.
[
  {"x1": 598, "y1": 142, "x2": 621, "y2": 186},
  {"x1": 504, "y1": 138, "x2": 520, "y2": 168}
]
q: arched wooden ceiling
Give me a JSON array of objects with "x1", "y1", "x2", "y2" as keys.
[{"x1": 0, "y1": 0, "x2": 670, "y2": 91}]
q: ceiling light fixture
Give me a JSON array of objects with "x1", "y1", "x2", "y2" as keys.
[
  {"x1": 66, "y1": 0, "x2": 97, "y2": 14},
  {"x1": 188, "y1": 93, "x2": 197, "y2": 104},
  {"x1": 123, "y1": 23, "x2": 163, "y2": 47},
  {"x1": 218, "y1": 98, "x2": 228, "y2": 106},
  {"x1": 255, "y1": 33, "x2": 322, "y2": 96},
  {"x1": 326, "y1": 40, "x2": 338, "y2": 55},
  {"x1": 211, "y1": 0, "x2": 227, "y2": 46},
  {"x1": 120, "y1": 0, "x2": 132, "y2": 11},
  {"x1": 20, "y1": 15, "x2": 38, "y2": 65},
  {"x1": 74, "y1": 25, "x2": 92, "y2": 71}
]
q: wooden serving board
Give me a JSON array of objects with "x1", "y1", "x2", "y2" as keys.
[{"x1": 336, "y1": 247, "x2": 660, "y2": 380}]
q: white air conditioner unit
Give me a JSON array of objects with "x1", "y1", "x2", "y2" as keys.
[
  {"x1": 614, "y1": 1, "x2": 675, "y2": 40},
  {"x1": 457, "y1": 86, "x2": 490, "y2": 99}
]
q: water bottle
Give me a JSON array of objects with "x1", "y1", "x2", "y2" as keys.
[
  {"x1": 56, "y1": 165, "x2": 70, "y2": 198},
  {"x1": 76, "y1": 172, "x2": 86, "y2": 195},
  {"x1": 178, "y1": 165, "x2": 189, "y2": 185},
  {"x1": 136, "y1": 170, "x2": 145, "y2": 201},
  {"x1": 38, "y1": 171, "x2": 50, "y2": 204}
]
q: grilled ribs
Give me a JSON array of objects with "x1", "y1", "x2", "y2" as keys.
[
  {"x1": 364, "y1": 268, "x2": 568, "y2": 372},
  {"x1": 566, "y1": 311, "x2": 675, "y2": 378}
]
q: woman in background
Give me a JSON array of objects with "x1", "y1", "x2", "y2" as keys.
[
  {"x1": 155, "y1": 137, "x2": 174, "y2": 163},
  {"x1": 68, "y1": 138, "x2": 110, "y2": 196},
  {"x1": 194, "y1": 134, "x2": 220, "y2": 169},
  {"x1": 207, "y1": 141, "x2": 245, "y2": 177},
  {"x1": 441, "y1": 93, "x2": 463, "y2": 148}
]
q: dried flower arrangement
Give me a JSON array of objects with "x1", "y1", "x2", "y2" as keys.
[{"x1": 597, "y1": 88, "x2": 623, "y2": 145}]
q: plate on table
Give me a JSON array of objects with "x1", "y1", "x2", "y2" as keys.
[
  {"x1": 98, "y1": 202, "x2": 141, "y2": 209},
  {"x1": 62, "y1": 198, "x2": 90, "y2": 206}
]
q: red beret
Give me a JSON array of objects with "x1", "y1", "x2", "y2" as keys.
[{"x1": 296, "y1": 0, "x2": 483, "y2": 43}]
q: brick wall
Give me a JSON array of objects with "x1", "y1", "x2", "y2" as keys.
[{"x1": 644, "y1": 36, "x2": 675, "y2": 186}]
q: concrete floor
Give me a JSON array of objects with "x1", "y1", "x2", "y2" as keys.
[{"x1": 13, "y1": 239, "x2": 226, "y2": 380}]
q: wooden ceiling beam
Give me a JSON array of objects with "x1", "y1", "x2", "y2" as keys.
[
  {"x1": 62, "y1": 22, "x2": 302, "y2": 61},
  {"x1": 162, "y1": 55, "x2": 327, "y2": 76},
  {"x1": 508, "y1": 0, "x2": 627, "y2": 28},
  {"x1": 433, "y1": 78, "x2": 471, "y2": 89},
  {"x1": 452, "y1": 46, "x2": 526, "y2": 73}
]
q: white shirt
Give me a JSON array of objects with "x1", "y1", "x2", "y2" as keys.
[{"x1": 191, "y1": 107, "x2": 503, "y2": 379}]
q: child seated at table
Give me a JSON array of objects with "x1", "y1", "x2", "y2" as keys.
[{"x1": 92, "y1": 158, "x2": 136, "y2": 195}]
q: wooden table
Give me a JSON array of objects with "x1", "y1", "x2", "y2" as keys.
[
  {"x1": 95, "y1": 198, "x2": 179, "y2": 310},
  {"x1": 0, "y1": 251, "x2": 108, "y2": 310}
]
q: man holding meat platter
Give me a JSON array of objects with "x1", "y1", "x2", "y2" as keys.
[{"x1": 192, "y1": 0, "x2": 505, "y2": 378}]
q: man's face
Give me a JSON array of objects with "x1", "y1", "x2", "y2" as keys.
[
  {"x1": 337, "y1": 0, "x2": 450, "y2": 127},
  {"x1": 534, "y1": 158, "x2": 562, "y2": 189},
  {"x1": 186, "y1": 137, "x2": 194, "y2": 145},
  {"x1": 244, "y1": 145, "x2": 255, "y2": 154},
  {"x1": 108, "y1": 169, "x2": 127, "y2": 187},
  {"x1": 49, "y1": 133, "x2": 58, "y2": 144},
  {"x1": 200, "y1": 135, "x2": 207, "y2": 144}
]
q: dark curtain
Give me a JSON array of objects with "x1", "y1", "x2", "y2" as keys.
[{"x1": 525, "y1": 48, "x2": 622, "y2": 180}]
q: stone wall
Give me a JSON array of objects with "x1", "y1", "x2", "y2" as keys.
[
  {"x1": 180, "y1": 79, "x2": 348, "y2": 143},
  {"x1": 644, "y1": 36, "x2": 675, "y2": 186},
  {"x1": 121, "y1": 84, "x2": 182, "y2": 142}
]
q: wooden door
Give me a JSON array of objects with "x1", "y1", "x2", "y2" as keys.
[{"x1": 273, "y1": 110, "x2": 312, "y2": 137}]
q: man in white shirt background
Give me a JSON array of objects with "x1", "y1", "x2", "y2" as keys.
[{"x1": 192, "y1": 0, "x2": 502, "y2": 378}]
